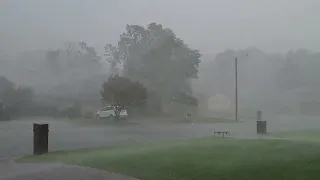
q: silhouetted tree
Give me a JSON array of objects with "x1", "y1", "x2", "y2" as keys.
[
  {"x1": 0, "y1": 76, "x2": 14, "y2": 97},
  {"x1": 46, "y1": 49, "x2": 60, "y2": 71},
  {"x1": 0, "y1": 76, "x2": 34, "y2": 117},
  {"x1": 104, "y1": 23, "x2": 201, "y2": 112},
  {"x1": 46, "y1": 42, "x2": 101, "y2": 71},
  {"x1": 2, "y1": 86, "x2": 34, "y2": 109},
  {"x1": 101, "y1": 75, "x2": 147, "y2": 119}
]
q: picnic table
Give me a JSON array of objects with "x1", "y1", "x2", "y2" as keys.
[{"x1": 213, "y1": 131, "x2": 230, "y2": 138}]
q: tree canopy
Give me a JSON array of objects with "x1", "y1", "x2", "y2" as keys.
[
  {"x1": 104, "y1": 23, "x2": 201, "y2": 110},
  {"x1": 101, "y1": 75, "x2": 147, "y2": 117},
  {"x1": 2, "y1": 86, "x2": 34, "y2": 108},
  {"x1": 0, "y1": 75, "x2": 33, "y2": 109},
  {"x1": 0, "y1": 76, "x2": 15, "y2": 97},
  {"x1": 46, "y1": 41, "x2": 101, "y2": 72}
]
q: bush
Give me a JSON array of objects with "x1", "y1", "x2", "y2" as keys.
[
  {"x1": 62, "y1": 104, "x2": 82, "y2": 119},
  {"x1": 5, "y1": 103, "x2": 62, "y2": 118},
  {"x1": 83, "y1": 111, "x2": 94, "y2": 119},
  {"x1": 21, "y1": 104, "x2": 61, "y2": 117}
]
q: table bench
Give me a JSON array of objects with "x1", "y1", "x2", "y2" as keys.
[{"x1": 213, "y1": 131, "x2": 230, "y2": 138}]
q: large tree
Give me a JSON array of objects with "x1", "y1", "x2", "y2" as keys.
[
  {"x1": 104, "y1": 23, "x2": 201, "y2": 111},
  {"x1": 46, "y1": 42, "x2": 101, "y2": 71},
  {"x1": 46, "y1": 49, "x2": 61, "y2": 72},
  {"x1": 2, "y1": 86, "x2": 34, "y2": 108},
  {"x1": 101, "y1": 75, "x2": 147, "y2": 119},
  {"x1": 43, "y1": 42, "x2": 104, "y2": 98},
  {"x1": 0, "y1": 76, "x2": 15, "y2": 97},
  {"x1": 0, "y1": 76, "x2": 33, "y2": 110}
]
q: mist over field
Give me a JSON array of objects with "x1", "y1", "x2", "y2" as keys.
[
  {"x1": 1, "y1": 1, "x2": 320, "y2": 117},
  {"x1": 2, "y1": 2, "x2": 320, "y2": 180},
  {"x1": 0, "y1": 0, "x2": 320, "y2": 157}
]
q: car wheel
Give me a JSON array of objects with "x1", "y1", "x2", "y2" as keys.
[
  {"x1": 96, "y1": 115, "x2": 100, "y2": 120},
  {"x1": 108, "y1": 114, "x2": 114, "y2": 120}
]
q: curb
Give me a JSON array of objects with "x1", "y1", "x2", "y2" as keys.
[{"x1": 0, "y1": 156, "x2": 24, "y2": 163}]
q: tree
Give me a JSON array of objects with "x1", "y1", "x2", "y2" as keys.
[
  {"x1": 172, "y1": 92, "x2": 198, "y2": 106},
  {"x1": 0, "y1": 76, "x2": 34, "y2": 118},
  {"x1": 104, "y1": 44, "x2": 122, "y2": 75},
  {"x1": 104, "y1": 22, "x2": 201, "y2": 112},
  {"x1": 46, "y1": 42, "x2": 101, "y2": 71},
  {"x1": 2, "y1": 86, "x2": 34, "y2": 108},
  {"x1": 100, "y1": 75, "x2": 147, "y2": 119},
  {"x1": 46, "y1": 49, "x2": 60, "y2": 71},
  {"x1": 44, "y1": 42, "x2": 103, "y2": 96},
  {"x1": 0, "y1": 76, "x2": 14, "y2": 97}
]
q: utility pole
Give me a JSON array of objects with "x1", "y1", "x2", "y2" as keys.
[
  {"x1": 235, "y1": 53, "x2": 248, "y2": 122},
  {"x1": 235, "y1": 57, "x2": 238, "y2": 122}
]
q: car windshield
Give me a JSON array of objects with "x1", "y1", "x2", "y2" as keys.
[{"x1": 101, "y1": 106, "x2": 112, "y2": 111}]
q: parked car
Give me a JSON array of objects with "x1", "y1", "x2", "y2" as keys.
[{"x1": 96, "y1": 106, "x2": 128, "y2": 120}]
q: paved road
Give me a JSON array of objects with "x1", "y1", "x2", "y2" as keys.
[
  {"x1": 1, "y1": 114, "x2": 320, "y2": 159},
  {"x1": 0, "y1": 160, "x2": 137, "y2": 180}
]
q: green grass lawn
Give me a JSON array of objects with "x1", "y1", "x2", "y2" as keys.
[
  {"x1": 271, "y1": 130, "x2": 320, "y2": 141},
  {"x1": 18, "y1": 138, "x2": 320, "y2": 180}
]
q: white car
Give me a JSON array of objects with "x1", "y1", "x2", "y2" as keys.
[{"x1": 96, "y1": 106, "x2": 128, "y2": 120}]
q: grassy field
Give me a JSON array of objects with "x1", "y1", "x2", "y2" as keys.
[
  {"x1": 271, "y1": 130, "x2": 320, "y2": 141},
  {"x1": 19, "y1": 138, "x2": 320, "y2": 180}
]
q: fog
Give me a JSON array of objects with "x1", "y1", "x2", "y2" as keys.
[
  {"x1": 1, "y1": 0, "x2": 320, "y2": 154},
  {"x1": 196, "y1": 48, "x2": 320, "y2": 115},
  {"x1": 0, "y1": 0, "x2": 320, "y2": 117},
  {"x1": 4, "y1": 2, "x2": 320, "y2": 180},
  {"x1": 1, "y1": 0, "x2": 320, "y2": 55}
]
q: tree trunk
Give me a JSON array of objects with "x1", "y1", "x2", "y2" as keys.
[{"x1": 114, "y1": 106, "x2": 122, "y2": 120}]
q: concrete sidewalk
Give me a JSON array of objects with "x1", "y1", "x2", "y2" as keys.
[{"x1": 0, "y1": 160, "x2": 137, "y2": 180}]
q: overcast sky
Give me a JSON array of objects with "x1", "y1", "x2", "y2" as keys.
[{"x1": 1, "y1": 0, "x2": 320, "y2": 56}]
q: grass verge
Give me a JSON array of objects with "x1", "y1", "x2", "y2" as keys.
[
  {"x1": 18, "y1": 138, "x2": 320, "y2": 180},
  {"x1": 271, "y1": 130, "x2": 320, "y2": 141}
]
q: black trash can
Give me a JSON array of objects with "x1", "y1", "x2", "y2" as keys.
[
  {"x1": 256, "y1": 120, "x2": 267, "y2": 134},
  {"x1": 33, "y1": 123, "x2": 49, "y2": 155}
]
